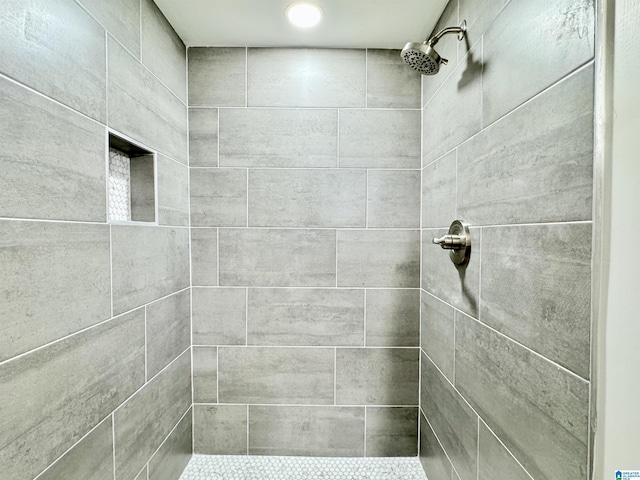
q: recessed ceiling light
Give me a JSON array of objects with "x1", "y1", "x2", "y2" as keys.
[{"x1": 285, "y1": 2, "x2": 323, "y2": 29}]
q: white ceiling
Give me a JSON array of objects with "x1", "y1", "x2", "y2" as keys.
[{"x1": 154, "y1": 0, "x2": 449, "y2": 49}]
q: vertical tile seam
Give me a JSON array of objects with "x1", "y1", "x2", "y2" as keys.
[
  {"x1": 476, "y1": 416, "x2": 480, "y2": 480},
  {"x1": 112, "y1": 413, "x2": 117, "y2": 480},
  {"x1": 336, "y1": 109, "x2": 341, "y2": 168},
  {"x1": 139, "y1": 0, "x2": 143, "y2": 64},
  {"x1": 245, "y1": 288, "x2": 249, "y2": 345},
  {"x1": 363, "y1": 289, "x2": 367, "y2": 347},
  {"x1": 144, "y1": 306, "x2": 148, "y2": 381},
  {"x1": 245, "y1": 47, "x2": 248, "y2": 108},
  {"x1": 217, "y1": 108, "x2": 220, "y2": 167},
  {"x1": 364, "y1": 49, "x2": 368, "y2": 109},
  {"x1": 364, "y1": 405, "x2": 368, "y2": 457},
  {"x1": 246, "y1": 404, "x2": 250, "y2": 455},
  {"x1": 334, "y1": 348, "x2": 337, "y2": 405}
]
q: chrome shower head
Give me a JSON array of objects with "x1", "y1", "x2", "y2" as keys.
[{"x1": 401, "y1": 20, "x2": 466, "y2": 75}]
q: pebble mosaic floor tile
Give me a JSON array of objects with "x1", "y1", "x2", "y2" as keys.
[{"x1": 179, "y1": 455, "x2": 428, "y2": 480}]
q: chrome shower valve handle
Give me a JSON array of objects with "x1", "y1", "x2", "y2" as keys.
[
  {"x1": 432, "y1": 233, "x2": 468, "y2": 249},
  {"x1": 432, "y1": 220, "x2": 472, "y2": 266}
]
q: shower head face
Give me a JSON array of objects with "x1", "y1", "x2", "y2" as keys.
[{"x1": 401, "y1": 42, "x2": 443, "y2": 75}]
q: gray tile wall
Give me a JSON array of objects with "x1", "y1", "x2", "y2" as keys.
[
  {"x1": 188, "y1": 46, "x2": 422, "y2": 457},
  {"x1": 0, "y1": 1, "x2": 191, "y2": 479},
  {"x1": 419, "y1": 1, "x2": 595, "y2": 480}
]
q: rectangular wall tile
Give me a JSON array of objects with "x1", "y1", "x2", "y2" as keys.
[
  {"x1": 0, "y1": 78, "x2": 106, "y2": 222},
  {"x1": 365, "y1": 407, "x2": 418, "y2": 457},
  {"x1": 193, "y1": 347, "x2": 217, "y2": 403},
  {"x1": 78, "y1": 0, "x2": 140, "y2": 58},
  {"x1": 455, "y1": 313, "x2": 589, "y2": 480},
  {"x1": 141, "y1": 0, "x2": 186, "y2": 103},
  {"x1": 421, "y1": 353, "x2": 478, "y2": 480},
  {"x1": 339, "y1": 110, "x2": 421, "y2": 169},
  {"x1": 248, "y1": 48, "x2": 365, "y2": 108},
  {"x1": 422, "y1": 228, "x2": 481, "y2": 318},
  {"x1": 422, "y1": 150, "x2": 456, "y2": 229},
  {"x1": 338, "y1": 230, "x2": 420, "y2": 288},
  {"x1": 219, "y1": 229, "x2": 336, "y2": 287},
  {"x1": 481, "y1": 224, "x2": 592, "y2": 379},
  {"x1": 112, "y1": 225, "x2": 190, "y2": 315},
  {"x1": 146, "y1": 290, "x2": 191, "y2": 379},
  {"x1": 478, "y1": 422, "x2": 532, "y2": 480},
  {"x1": 189, "y1": 108, "x2": 218, "y2": 167},
  {"x1": 365, "y1": 289, "x2": 420, "y2": 347},
  {"x1": 218, "y1": 347, "x2": 334, "y2": 404},
  {"x1": 336, "y1": 348, "x2": 419, "y2": 405},
  {"x1": 366, "y1": 49, "x2": 421, "y2": 109},
  {"x1": 247, "y1": 288, "x2": 364, "y2": 346},
  {"x1": 458, "y1": 66, "x2": 594, "y2": 225},
  {"x1": 37, "y1": 417, "x2": 114, "y2": 480},
  {"x1": 149, "y1": 410, "x2": 192, "y2": 480},
  {"x1": 194, "y1": 405, "x2": 247, "y2": 455},
  {"x1": 0, "y1": 310, "x2": 145, "y2": 480},
  {"x1": 108, "y1": 37, "x2": 187, "y2": 163},
  {"x1": 367, "y1": 170, "x2": 420, "y2": 228},
  {"x1": 188, "y1": 47, "x2": 246, "y2": 107},
  {"x1": 193, "y1": 287, "x2": 246, "y2": 345},
  {"x1": 190, "y1": 169, "x2": 247, "y2": 227},
  {"x1": 158, "y1": 154, "x2": 189, "y2": 226},
  {"x1": 0, "y1": 0, "x2": 106, "y2": 121},
  {"x1": 421, "y1": 292, "x2": 455, "y2": 382},
  {"x1": 219, "y1": 108, "x2": 338, "y2": 168},
  {"x1": 191, "y1": 228, "x2": 218, "y2": 286},
  {"x1": 422, "y1": 42, "x2": 482, "y2": 166},
  {"x1": 482, "y1": 0, "x2": 595, "y2": 124},
  {"x1": 249, "y1": 169, "x2": 366, "y2": 227},
  {"x1": 249, "y1": 406, "x2": 365, "y2": 456},
  {"x1": 114, "y1": 351, "x2": 191, "y2": 480},
  {"x1": 0, "y1": 221, "x2": 110, "y2": 363},
  {"x1": 420, "y1": 413, "x2": 453, "y2": 480}
]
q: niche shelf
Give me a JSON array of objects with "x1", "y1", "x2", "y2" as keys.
[{"x1": 108, "y1": 133, "x2": 157, "y2": 224}]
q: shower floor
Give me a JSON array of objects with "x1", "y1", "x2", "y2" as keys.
[{"x1": 179, "y1": 454, "x2": 428, "y2": 480}]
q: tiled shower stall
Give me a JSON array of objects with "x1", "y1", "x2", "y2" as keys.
[{"x1": 0, "y1": 0, "x2": 596, "y2": 480}]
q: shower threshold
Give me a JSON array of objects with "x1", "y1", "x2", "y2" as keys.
[{"x1": 179, "y1": 454, "x2": 428, "y2": 480}]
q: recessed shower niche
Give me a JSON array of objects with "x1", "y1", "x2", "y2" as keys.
[{"x1": 108, "y1": 133, "x2": 157, "y2": 223}]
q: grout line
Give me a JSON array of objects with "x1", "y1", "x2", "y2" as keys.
[
  {"x1": 192, "y1": 402, "x2": 419, "y2": 408},
  {"x1": 364, "y1": 406, "x2": 368, "y2": 457},
  {"x1": 139, "y1": 0, "x2": 143, "y2": 62},
  {"x1": 144, "y1": 307, "x2": 148, "y2": 381},
  {"x1": 246, "y1": 404, "x2": 250, "y2": 455},
  {"x1": 216, "y1": 228, "x2": 220, "y2": 286},
  {"x1": 336, "y1": 109, "x2": 340, "y2": 168},
  {"x1": 188, "y1": 166, "x2": 421, "y2": 171},
  {"x1": 476, "y1": 417, "x2": 480, "y2": 480},
  {"x1": 190, "y1": 106, "x2": 422, "y2": 112},
  {"x1": 365, "y1": 169, "x2": 369, "y2": 228},
  {"x1": 364, "y1": 49, "x2": 368, "y2": 109},
  {"x1": 112, "y1": 413, "x2": 117, "y2": 480},
  {"x1": 335, "y1": 231, "x2": 339, "y2": 288},
  {"x1": 246, "y1": 169, "x2": 249, "y2": 227},
  {"x1": 192, "y1": 344, "x2": 420, "y2": 350},
  {"x1": 217, "y1": 108, "x2": 220, "y2": 167},
  {"x1": 245, "y1": 289, "x2": 249, "y2": 345},
  {"x1": 245, "y1": 47, "x2": 248, "y2": 108},
  {"x1": 334, "y1": 348, "x2": 337, "y2": 406},
  {"x1": 216, "y1": 347, "x2": 219, "y2": 404},
  {"x1": 363, "y1": 290, "x2": 367, "y2": 347}
]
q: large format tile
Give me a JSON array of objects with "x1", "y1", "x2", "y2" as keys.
[
  {"x1": 108, "y1": 38, "x2": 187, "y2": 163},
  {"x1": 193, "y1": 347, "x2": 217, "y2": 403},
  {"x1": 249, "y1": 169, "x2": 366, "y2": 227},
  {"x1": 158, "y1": 154, "x2": 189, "y2": 226},
  {"x1": 219, "y1": 229, "x2": 336, "y2": 287},
  {"x1": 421, "y1": 353, "x2": 477, "y2": 480},
  {"x1": 190, "y1": 169, "x2": 247, "y2": 227},
  {"x1": 0, "y1": 221, "x2": 110, "y2": 363},
  {"x1": 422, "y1": 227, "x2": 481, "y2": 318},
  {"x1": 189, "y1": 108, "x2": 218, "y2": 167},
  {"x1": 218, "y1": 347, "x2": 334, "y2": 404},
  {"x1": 37, "y1": 417, "x2": 114, "y2": 480},
  {"x1": 338, "y1": 230, "x2": 420, "y2": 288},
  {"x1": 0, "y1": 0, "x2": 106, "y2": 121},
  {"x1": 365, "y1": 407, "x2": 418, "y2": 457},
  {"x1": 339, "y1": 110, "x2": 421, "y2": 169},
  {"x1": 458, "y1": 65, "x2": 594, "y2": 225},
  {"x1": 0, "y1": 78, "x2": 106, "y2": 222},
  {"x1": 111, "y1": 225, "x2": 190, "y2": 315},
  {"x1": 481, "y1": 224, "x2": 592, "y2": 379},
  {"x1": 78, "y1": 0, "x2": 140, "y2": 58},
  {"x1": 188, "y1": 47, "x2": 246, "y2": 107},
  {"x1": 191, "y1": 228, "x2": 218, "y2": 286},
  {"x1": 149, "y1": 410, "x2": 192, "y2": 480},
  {"x1": 419, "y1": 413, "x2": 453, "y2": 480},
  {"x1": 455, "y1": 314, "x2": 589, "y2": 480},
  {"x1": 249, "y1": 406, "x2": 365, "y2": 456},
  {"x1": 141, "y1": 0, "x2": 186, "y2": 102},
  {"x1": 194, "y1": 405, "x2": 247, "y2": 455},
  {"x1": 367, "y1": 170, "x2": 420, "y2": 228},
  {"x1": 247, "y1": 288, "x2": 364, "y2": 346},
  {"x1": 219, "y1": 108, "x2": 338, "y2": 168},
  {"x1": 336, "y1": 348, "x2": 419, "y2": 405},
  {"x1": 114, "y1": 351, "x2": 191, "y2": 480},
  {"x1": 459, "y1": 0, "x2": 510, "y2": 46},
  {"x1": 478, "y1": 422, "x2": 532, "y2": 480},
  {"x1": 193, "y1": 288, "x2": 246, "y2": 345},
  {"x1": 365, "y1": 289, "x2": 420, "y2": 347},
  {"x1": 420, "y1": 292, "x2": 455, "y2": 382},
  {"x1": 422, "y1": 150, "x2": 456, "y2": 228},
  {"x1": 483, "y1": 0, "x2": 595, "y2": 124},
  {"x1": 146, "y1": 289, "x2": 191, "y2": 378},
  {"x1": 366, "y1": 49, "x2": 421, "y2": 109},
  {"x1": 422, "y1": 42, "x2": 482, "y2": 166},
  {"x1": 0, "y1": 310, "x2": 145, "y2": 480},
  {"x1": 248, "y1": 48, "x2": 365, "y2": 108}
]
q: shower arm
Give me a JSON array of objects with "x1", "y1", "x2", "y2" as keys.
[{"x1": 426, "y1": 21, "x2": 467, "y2": 47}]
